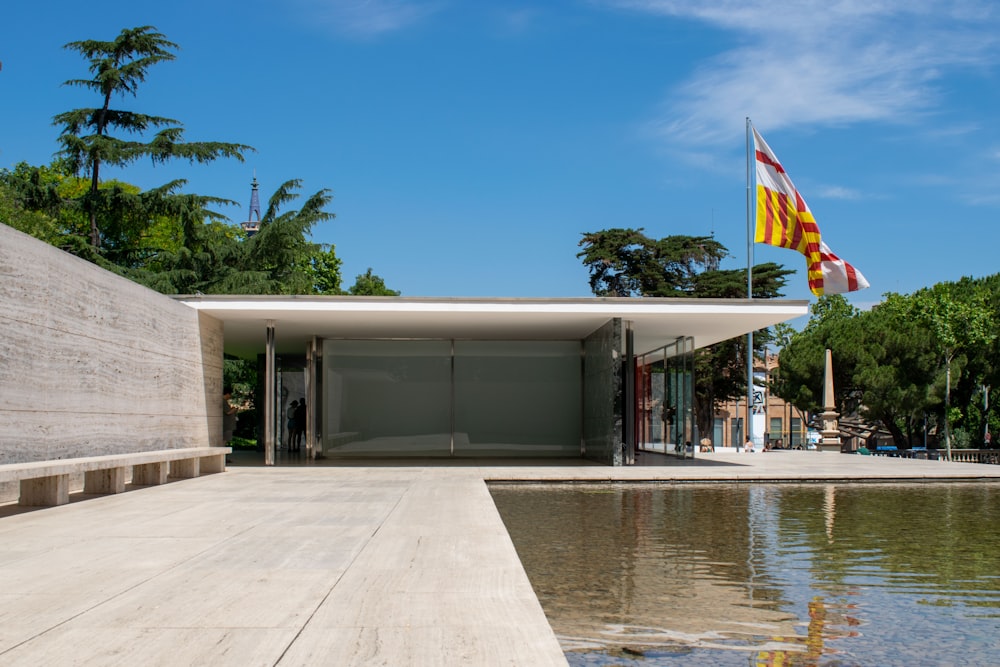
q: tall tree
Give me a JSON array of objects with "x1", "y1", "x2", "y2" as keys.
[
  {"x1": 578, "y1": 228, "x2": 727, "y2": 296},
  {"x1": 54, "y1": 26, "x2": 252, "y2": 249},
  {"x1": 852, "y1": 293, "x2": 937, "y2": 448},
  {"x1": 772, "y1": 295, "x2": 863, "y2": 416},
  {"x1": 911, "y1": 282, "x2": 995, "y2": 457}
]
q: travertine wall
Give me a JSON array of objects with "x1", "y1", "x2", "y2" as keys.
[{"x1": 0, "y1": 223, "x2": 223, "y2": 466}]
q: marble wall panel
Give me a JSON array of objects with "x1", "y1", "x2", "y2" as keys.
[
  {"x1": 582, "y1": 318, "x2": 624, "y2": 466},
  {"x1": 0, "y1": 224, "x2": 224, "y2": 464}
]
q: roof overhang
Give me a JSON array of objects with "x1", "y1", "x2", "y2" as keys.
[{"x1": 176, "y1": 295, "x2": 809, "y2": 358}]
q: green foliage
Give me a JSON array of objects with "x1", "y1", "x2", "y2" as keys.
[
  {"x1": 123, "y1": 179, "x2": 336, "y2": 295},
  {"x1": 775, "y1": 278, "x2": 1000, "y2": 449},
  {"x1": 577, "y1": 228, "x2": 728, "y2": 296},
  {"x1": 306, "y1": 244, "x2": 344, "y2": 295},
  {"x1": 224, "y1": 358, "x2": 257, "y2": 408},
  {"x1": 349, "y1": 268, "x2": 400, "y2": 296}
]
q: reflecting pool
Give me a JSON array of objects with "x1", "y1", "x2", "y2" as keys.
[{"x1": 489, "y1": 483, "x2": 1000, "y2": 666}]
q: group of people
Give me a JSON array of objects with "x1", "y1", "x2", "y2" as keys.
[{"x1": 286, "y1": 399, "x2": 307, "y2": 452}]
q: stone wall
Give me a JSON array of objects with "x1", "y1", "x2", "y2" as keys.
[
  {"x1": 0, "y1": 223, "x2": 223, "y2": 467},
  {"x1": 582, "y1": 318, "x2": 624, "y2": 465}
]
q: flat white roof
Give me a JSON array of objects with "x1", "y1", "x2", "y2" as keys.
[{"x1": 177, "y1": 295, "x2": 808, "y2": 358}]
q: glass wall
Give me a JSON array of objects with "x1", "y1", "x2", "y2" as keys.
[
  {"x1": 320, "y1": 339, "x2": 581, "y2": 458},
  {"x1": 636, "y1": 337, "x2": 694, "y2": 457},
  {"x1": 321, "y1": 340, "x2": 452, "y2": 457},
  {"x1": 454, "y1": 341, "x2": 581, "y2": 457}
]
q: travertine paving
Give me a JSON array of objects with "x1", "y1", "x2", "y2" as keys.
[{"x1": 0, "y1": 451, "x2": 997, "y2": 666}]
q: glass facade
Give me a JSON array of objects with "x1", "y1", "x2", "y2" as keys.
[
  {"x1": 454, "y1": 341, "x2": 581, "y2": 457},
  {"x1": 320, "y1": 339, "x2": 581, "y2": 458},
  {"x1": 636, "y1": 337, "x2": 695, "y2": 457}
]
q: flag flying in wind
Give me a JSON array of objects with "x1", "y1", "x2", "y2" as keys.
[{"x1": 753, "y1": 127, "x2": 869, "y2": 296}]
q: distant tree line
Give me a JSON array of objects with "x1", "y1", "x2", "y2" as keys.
[{"x1": 773, "y1": 283, "x2": 998, "y2": 451}]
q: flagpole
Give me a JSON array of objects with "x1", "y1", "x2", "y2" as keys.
[{"x1": 746, "y1": 117, "x2": 754, "y2": 449}]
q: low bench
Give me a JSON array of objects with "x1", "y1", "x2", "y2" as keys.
[{"x1": 0, "y1": 447, "x2": 231, "y2": 507}]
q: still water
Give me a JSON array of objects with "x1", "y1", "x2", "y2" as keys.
[{"x1": 490, "y1": 483, "x2": 1000, "y2": 666}]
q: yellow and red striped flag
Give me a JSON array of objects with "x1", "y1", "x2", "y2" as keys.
[{"x1": 753, "y1": 128, "x2": 869, "y2": 296}]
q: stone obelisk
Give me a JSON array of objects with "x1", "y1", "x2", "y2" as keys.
[{"x1": 819, "y1": 348, "x2": 842, "y2": 452}]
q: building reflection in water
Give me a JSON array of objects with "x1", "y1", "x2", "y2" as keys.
[{"x1": 490, "y1": 483, "x2": 1000, "y2": 665}]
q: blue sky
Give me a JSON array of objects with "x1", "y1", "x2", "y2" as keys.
[{"x1": 3, "y1": 1, "x2": 1000, "y2": 312}]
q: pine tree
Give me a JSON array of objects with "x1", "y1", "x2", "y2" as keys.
[{"x1": 54, "y1": 26, "x2": 252, "y2": 249}]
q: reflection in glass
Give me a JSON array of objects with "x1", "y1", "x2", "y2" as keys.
[{"x1": 637, "y1": 337, "x2": 694, "y2": 457}]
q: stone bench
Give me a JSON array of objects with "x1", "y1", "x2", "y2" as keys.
[{"x1": 0, "y1": 447, "x2": 231, "y2": 507}]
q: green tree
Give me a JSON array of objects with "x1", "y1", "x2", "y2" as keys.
[
  {"x1": 852, "y1": 293, "x2": 937, "y2": 448},
  {"x1": 54, "y1": 26, "x2": 251, "y2": 249},
  {"x1": 349, "y1": 268, "x2": 400, "y2": 296},
  {"x1": 577, "y1": 228, "x2": 727, "y2": 296},
  {"x1": 911, "y1": 281, "x2": 995, "y2": 458},
  {"x1": 145, "y1": 179, "x2": 335, "y2": 295},
  {"x1": 772, "y1": 295, "x2": 862, "y2": 416},
  {"x1": 0, "y1": 163, "x2": 65, "y2": 245},
  {"x1": 306, "y1": 244, "x2": 344, "y2": 295}
]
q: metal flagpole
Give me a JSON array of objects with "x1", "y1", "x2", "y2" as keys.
[{"x1": 746, "y1": 117, "x2": 755, "y2": 449}]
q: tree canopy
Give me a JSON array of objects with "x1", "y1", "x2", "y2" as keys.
[{"x1": 774, "y1": 280, "x2": 1000, "y2": 450}]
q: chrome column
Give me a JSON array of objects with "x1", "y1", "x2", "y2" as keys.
[
  {"x1": 264, "y1": 320, "x2": 276, "y2": 466},
  {"x1": 306, "y1": 337, "x2": 317, "y2": 459}
]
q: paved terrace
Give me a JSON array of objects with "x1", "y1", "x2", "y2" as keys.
[{"x1": 2, "y1": 451, "x2": 999, "y2": 666}]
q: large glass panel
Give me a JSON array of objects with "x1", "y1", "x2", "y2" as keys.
[
  {"x1": 636, "y1": 337, "x2": 693, "y2": 457},
  {"x1": 454, "y1": 341, "x2": 581, "y2": 457},
  {"x1": 637, "y1": 357, "x2": 667, "y2": 454},
  {"x1": 320, "y1": 340, "x2": 452, "y2": 457}
]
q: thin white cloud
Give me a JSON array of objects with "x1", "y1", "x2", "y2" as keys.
[
  {"x1": 296, "y1": 0, "x2": 444, "y2": 37},
  {"x1": 605, "y1": 0, "x2": 1000, "y2": 145},
  {"x1": 494, "y1": 8, "x2": 544, "y2": 35},
  {"x1": 816, "y1": 185, "x2": 863, "y2": 200}
]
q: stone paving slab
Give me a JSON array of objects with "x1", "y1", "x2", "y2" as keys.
[
  {"x1": 0, "y1": 467, "x2": 567, "y2": 666},
  {"x1": 0, "y1": 452, "x2": 998, "y2": 666}
]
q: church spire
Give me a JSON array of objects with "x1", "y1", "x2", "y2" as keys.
[{"x1": 241, "y1": 173, "x2": 262, "y2": 237}]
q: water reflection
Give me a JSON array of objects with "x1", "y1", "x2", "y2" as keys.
[{"x1": 489, "y1": 483, "x2": 1000, "y2": 666}]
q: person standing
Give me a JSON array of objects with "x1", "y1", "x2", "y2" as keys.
[{"x1": 293, "y1": 399, "x2": 307, "y2": 451}]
